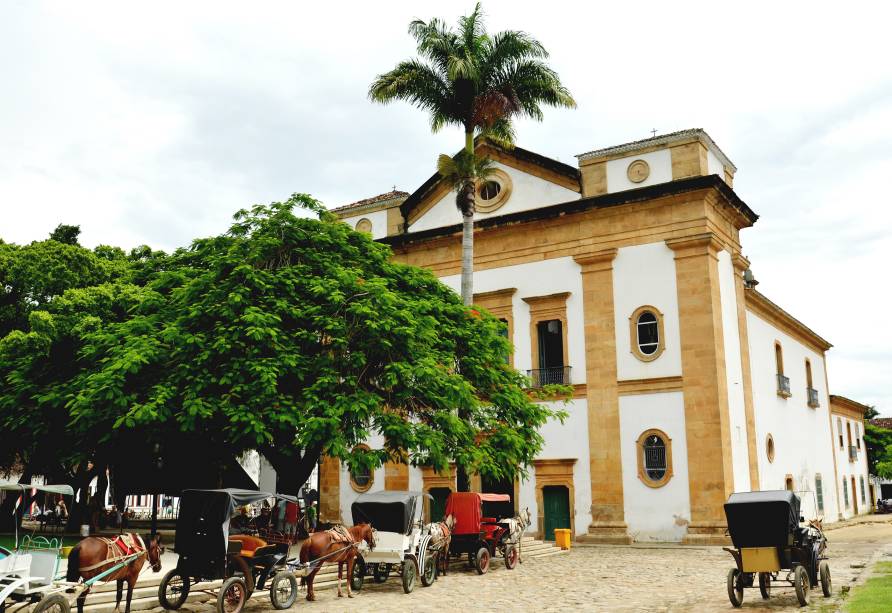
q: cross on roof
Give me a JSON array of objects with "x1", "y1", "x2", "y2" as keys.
[{"x1": 651, "y1": 129, "x2": 657, "y2": 137}]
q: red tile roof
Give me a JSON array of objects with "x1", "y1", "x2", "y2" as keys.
[
  {"x1": 870, "y1": 418, "x2": 892, "y2": 430},
  {"x1": 332, "y1": 190, "x2": 409, "y2": 213}
]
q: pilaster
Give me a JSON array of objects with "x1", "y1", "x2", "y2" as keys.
[
  {"x1": 666, "y1": 233, "x2": 733, "y2": 545},
  {"x1": 574, "y1": 248, "x2": 631, "y2": 544},
  {"x1": 731, "y1": 254, "x2": 760, "y2": 490},
  {"x1": 318, "y1": 455, "x2": 341, "y2": 523}
]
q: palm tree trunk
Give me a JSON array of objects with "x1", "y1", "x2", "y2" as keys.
[
  {"x1": 460, "y1": 128, "x2": 475, "y2": 306},
  {"x1": 460, "y1": 212, "x2": 474, "y2": 306}
]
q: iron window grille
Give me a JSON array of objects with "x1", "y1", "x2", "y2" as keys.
[
  {"x1": 815, "y1": 476, "x2": 824, "y2": 512},
  {"x1": 776, "y1": 374, "x2": 791, "y2": 396},
  {"x1": 807, "y1": 387, "x2": 820, "y2": 407},
  {"x1": 643, "y1": 435, "x2": 667, "y2": 481}
]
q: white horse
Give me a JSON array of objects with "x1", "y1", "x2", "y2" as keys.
[
  {"x1": 425, "y1": 514, "x2": 455, "y2": 575},
  {"x1": 501, "y1": 507, "x2": 532, "y2": 562}
]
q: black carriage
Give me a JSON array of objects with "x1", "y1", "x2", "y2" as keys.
[
  {"x1": 723, "y1": 490, "x2": 831, "y2": 607},
  {"x1": 157, "y1": 489, "x2": 299, "y2": 613}
]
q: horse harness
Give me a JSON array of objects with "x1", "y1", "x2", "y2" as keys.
[{"x1": 78, "y1": 534, "x2": 147, "y2": 573}]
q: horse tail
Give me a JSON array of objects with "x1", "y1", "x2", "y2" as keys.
[{"x1": 66, "y1": 544, "x2": 81, "y2": 582}]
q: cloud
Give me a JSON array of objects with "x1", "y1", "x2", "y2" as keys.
[{"x1": 1, "y1": 0, "x2": 890, "y2": 413}]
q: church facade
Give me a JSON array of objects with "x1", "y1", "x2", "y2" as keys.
[{"x1": 326, "y1": 129, "x2": 873, "y2": 543}]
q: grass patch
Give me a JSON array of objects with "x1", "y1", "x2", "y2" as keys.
[{"x1": 845, "y1": 561, "x2": 892, "y2": 613}]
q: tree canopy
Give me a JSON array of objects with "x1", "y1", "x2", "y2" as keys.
[{"x1": 1, "y1": 195, "x2": 566, "y2": 510}]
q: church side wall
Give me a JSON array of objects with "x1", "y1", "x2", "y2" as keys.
[
  {"x1": 339, "y1": 207, "x2": 389, "y2": 239},
  {"x1": 747, "y1": 311, "x2": 840, "y2": 521}
]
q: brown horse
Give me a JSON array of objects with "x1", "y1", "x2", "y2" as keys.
[
  {"x1": 66, "y1": 533, "x2": 163, "y2": 613},
  {"x1": 299, "y1": 524, "x2": 375, "y2": 601}
]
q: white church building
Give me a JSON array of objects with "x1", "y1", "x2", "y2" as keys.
[{"x1": 322, "y1": 129, "x2": 873, "y2": 543}]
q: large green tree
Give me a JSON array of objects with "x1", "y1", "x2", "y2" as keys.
[
  {"x1": 369, "y1": 2, "x2": 575, "y2": 306},
  {"x1": 1, "y1": 195, "x2": 565, "y2": 506}
]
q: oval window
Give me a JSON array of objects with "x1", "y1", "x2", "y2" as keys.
[
  {"x1": 636, "y1": 311, "x2": 659, "y2": 355},
  {"x1": 766, "y1": 434, "x2": 775, "y2": 463},
  {"x1": 479, "y1": 180, "x2": 501, "y2": 201}
]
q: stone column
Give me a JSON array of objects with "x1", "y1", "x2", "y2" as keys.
[
  {"x1": 666, "y1": 233, "x2": 733, "y2": 544},
  {"x1": 574, "y1": 249, "x2": 630, "y2": 544},
  {"x1": 318, "y1": 455, "x2": 341, "y2": 523}
]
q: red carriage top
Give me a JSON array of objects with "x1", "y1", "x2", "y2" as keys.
[{"x1": 444, "y1": 492, "x2": 511, "y2": 536}]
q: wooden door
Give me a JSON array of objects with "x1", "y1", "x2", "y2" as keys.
[{"x1": 542, "y1": 485, "x2": 570, "y2": 541}]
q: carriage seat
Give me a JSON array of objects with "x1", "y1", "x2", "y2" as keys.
[
  {"x1": 481, "y1": 517, "x2": 498, "y2": 524},
  {"x1": 228, "y1": 535, "x2": 268, "y2": 558}
]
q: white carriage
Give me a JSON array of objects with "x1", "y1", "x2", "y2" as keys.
[
  {"x1": 349, "y1": 491, "x2": 436, "y2": 594},
  {"x1": 1, "y1": 484, "x2": 75, "y2": 613}
]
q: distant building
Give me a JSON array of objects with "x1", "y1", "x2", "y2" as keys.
[{"x1": 325, "y1": 129, "x2": 873, "y2": 543}]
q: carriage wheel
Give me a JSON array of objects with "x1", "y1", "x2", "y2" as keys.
[
  {"x1": 794, "y1": 565, "x2": 810, "y2": 606},
  {"x1": 269, "y1": 572, "x2": 298, "y2": 610},
  {"x1": 758, "y1": 572, "x2": 771, "y2": 599},
  {"x1": 158, "y1": 570, "x2": 191, "y2": 610},
  {"x1": 217, "y1": 577, "x2": 247, "y2": 613},
  {"x1": 726, "y1": 568, "x2": 744, "y2": 608},
  {"x1": 33, "y1": 594, "x2": 70, "y2": 613},
  {"x1": 351, "y1": 556, "x2": 366, "y2": 592},
  {"x1": 373, "y1": 562, "x2": 391, "y2": 583},
  {"x1": 401, "y1": 559, "x2": 417, "y2": 594},
  {"x1": 504, "y1": 545, "x2": 519, "y2": 570},
  {"x1": 420, "y1": 552, "x2": 438, "y2": 587},
  {"x1": 475, "y1": 547, "x2": 490, "y2": 575},
  {"x1": 819, "y1": 561, "x2": 832, "y2": 597}
]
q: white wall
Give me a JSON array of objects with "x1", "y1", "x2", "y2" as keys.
[
  {"x1": 605, "y1": 148, "x2": 673, "y2": 193},
  {"x1": 409, "y1": 161, "x2": 578, "y2": 233},
  {"x1": 833, "y1": 413, "x2": 871, "y2": 518},
  {"x1": 619, "y1": 391, "x2": 691, "y2": 542},
  {"x1": 339, "y1": 208, "x2": 389, "y2": 240},
  {"x1": 707, "y1": 149, "x2": 725, "y2": 178},
  {"x1": 440, "y1": 257, "x2": 586, "y2": 384},
  {"x1": 523, "y1": 398, "x2": 592, "y2": 536},
  {"x1": 612, "y1": 242, "x2": 683, "y2": 381},
  {"x1": 717, "y1": 250, "x2": 751, "y2": 492},
  {"x1": 747, "y1": 311, "x2": 840, "y2": 521}
]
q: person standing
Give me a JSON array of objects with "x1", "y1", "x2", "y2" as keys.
[
  {"x1": 284, "y1": 500, "x2": 299, "y2": 537},
  {"x1": 276, "y1": 499, "x2": 287, "y2": 532},
  {"x1": 306, "y1": 501, "x2": 317, "y2": 533}
]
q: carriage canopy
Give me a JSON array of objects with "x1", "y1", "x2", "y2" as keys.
[
  {"x1": 724, "y1": 490, "x2": 801, "y2": 549},
  {"x1": 174, "y1": 488, "x2": 298, "y2": 576},
  {"x1": 350, "y1": 491, "x2": 429, "y2": 535},
  {"x1": 445, "y1": 492, "x2": 511, "y2": 536}
]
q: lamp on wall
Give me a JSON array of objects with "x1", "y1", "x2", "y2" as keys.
[{"x1": 743, "y1": 269, "x2": 759, "y2": 289}]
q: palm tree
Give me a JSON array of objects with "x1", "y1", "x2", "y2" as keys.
[{"x1": 369, "y1": 3, "x2": 575, "y2": 306}]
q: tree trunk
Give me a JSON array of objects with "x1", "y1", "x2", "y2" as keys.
[
  {"x1": 460, "y1": 212, "x2": 474, "y2": 306},
  {"x1": 262, "y1": 444, "x2": 323, "y2": 496}
]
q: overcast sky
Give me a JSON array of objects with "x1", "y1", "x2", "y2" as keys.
[{"x1": 2, "y1": 1, "x2": 890, "y2": 414}]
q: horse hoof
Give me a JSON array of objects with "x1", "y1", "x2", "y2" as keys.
[
  {"x1": 337, "y1": 593, "x2": 343, "y2": 598},
  {"x1": 348, "y1": 594, "x2": 354, "y2": 599},
  {"x1": 306, "y1": 594, "x2": 315, "y2": 602}
]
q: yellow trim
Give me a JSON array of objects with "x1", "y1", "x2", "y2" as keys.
[
  {"x1": 474, "y1": 169, "x2": 513, "y2": 214},
  {"x1": 616, "y1": 376, "x2": 683, "y2": 396},
  {"x1": 349, "y1": 444, "x2": 374, "y2": 493},
  {"x1": 636, "y1": 429, "x2": 673, "y2": 488}
]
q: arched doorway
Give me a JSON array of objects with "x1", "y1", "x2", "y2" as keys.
[
  {"x1": 851, "y1": 477, "x2": 858, "y2": 514},
  {"x1": 542, "y1": 485, "x2": 570, "y2": 541},
  {"x1": 428, "y1": 487, "x2": 450, "y2": 522}
]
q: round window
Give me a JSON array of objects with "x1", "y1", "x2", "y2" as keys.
[
  {"x1": 350, "y1": 464, "x2": 372, "y2": 491},
  {"x1": 479, "y1": 181, "x2": 501, "y2": 201}
]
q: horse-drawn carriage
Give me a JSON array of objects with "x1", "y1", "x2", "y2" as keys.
[
  {"x1": 445, "y1": 492, "x2": 526, "y2": 574},
  {"x1": 723, "y1": 490, "x2": 831, "y2": 607},
  {"x1": 350, "y1": 491, "x2": 436, "y2": 594},
  {"x1": 158, "y1": 488, "x2": 299, "y2": 613}
]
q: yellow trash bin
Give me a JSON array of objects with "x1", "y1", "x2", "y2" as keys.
[{"x1": 554, "y1": 528, "x2": 571, "y2": 550}]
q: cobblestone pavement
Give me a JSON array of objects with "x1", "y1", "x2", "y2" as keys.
[{"x1": 165, "y1": 516, "x2": 892, "y2": 612}]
